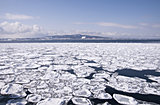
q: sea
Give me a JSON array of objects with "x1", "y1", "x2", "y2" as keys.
[{"x1": 0, "y1": 43, "x2": 160, "y2": 105}]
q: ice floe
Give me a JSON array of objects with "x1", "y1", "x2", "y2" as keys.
[
  {"x1": 28, "y1": 87, "x2": 37, "y2": 94},
  {"x1": 40, "y1": 93, "x2": 52, "y2": 99},
  {"x1": 36, "y1": 98, "x2": 65, "y2": 105},
  {"x1": 72, "y1": 97, "x2": 92, "y2": 105},
  {"x1": 73, "y1": 88, "x2": 91, "y2": 97},
  {"x1": 53, "y1": 65, "x2": 71, "y2": 70},
  {"x1": 93, "y1": 71, "x2": 110, "y2": 80},
  {"x1": 37, "y1": 81, "x2": 48, "y2": 89},
  {"x1": 26, "y1": 94, "x2": 42, "y2": 103},
  {"x1": 72, "y1": 65, "x2": 95, "y2": 77},
  {"x1": 0, "y1": 66, "x2": 10, "y2": 70},
  {"x1": 1, "y1": 84, "x2": 26, "y2": 98},
  {"x1": 101, "y1": 102, "x2": 109, "y2": 105},
  {"x1": 15, "y1": 74, "x2": 30, "y2": 84},
  {"x1": 0, "y1": 69, "x2": 14, "y2": 75},
  {"x1": 3, "y1": 75, "x2": 15, "y2": 83},
  {"x1": 0, "y1": 82, "x2": 5, "y2": 89},
  {"x1": 113, "y1": 94, "x2": 138, "y2": 105},
  {"x1": 84, "y1": 63, "x2": 100, "y2": 67},
  {"x1": 107, "y1": 75, "x2": 147, "y2": 94},
  {"x1": 147, "y1": 75, "x2": 160, "y2": 83},
  {"x1": 94, "y1": 92, "x2": 112, "y2": 99},
  {"x1": 0, "y1": 43, "x2": 160, "y2": 105},
  {"x1": 90, "y1": 85, "x2": 106, "y2": 95}
]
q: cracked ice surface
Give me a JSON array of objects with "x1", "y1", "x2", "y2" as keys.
[{"x1": 0, "y1": 43, "x2": 160, "y2": 105}]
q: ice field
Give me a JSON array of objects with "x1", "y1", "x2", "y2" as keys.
[{"x1": 0, "y1": 43, "x2": 160, "y2": 105}]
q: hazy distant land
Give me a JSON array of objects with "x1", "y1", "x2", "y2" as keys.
[{"x1": 0, "y1": 34, "x2": 160, "y2": 43}]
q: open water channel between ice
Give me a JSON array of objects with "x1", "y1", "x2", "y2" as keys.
[{"x1": 0, "y1": 43, "x2": 160, "y2": 105}]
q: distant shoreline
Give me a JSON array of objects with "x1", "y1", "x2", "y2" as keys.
[{"x1": 0, "y1": 39, "x2": 160, "y2": 43}]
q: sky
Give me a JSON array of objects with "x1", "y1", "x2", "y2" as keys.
[{"x1": 0, "y1": 0, "x2": 160, "y2": 38}]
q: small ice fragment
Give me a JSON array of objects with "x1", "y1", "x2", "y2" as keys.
[
  {"x1": 147, "y1": 75, "x2": 160, "y2": 83},
  {"x1": 26, "y1": 94, "x2": 42, "y2": 103},
  {"x1": 0, "y1": 69, "x2": 14, "y2": 75},
  {"x1": 28, "y1": 88, "x2": 37, "y2": 94},
  {"x1": 97, "y1": 102, "x2": 109, "y2": 105},
  {"x1": 0, "y1": 81, "x2": 5, "y2": 89},
  {"x1": 15, "y1": 75, "x2": 30, "y2": 84},
  {"x1": 73, "y1": 89, "x2": 91, "y2": 97},
  {"x1": 55, "y1": 87, "x2": 72, "y2": 95},
  {"x1": 84, "y1": 63, "x2": 100, "y2": 67},
  {"x1": 0, "y1": 66, "x2": 10, "y2": 70},
  {"x1": 102, "y1": 102, "x2": 109, "y2": 105},
  {"x1": 37, "y1": 81, "x2": 48, "y2": 89},
  {"x1": 95, "y1": 92, "x2": 112, "y2": 99}
]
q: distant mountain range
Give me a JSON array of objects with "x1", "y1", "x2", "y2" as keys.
[
  {"x1": 0, "y1": 34, "x2": 110, "y2": 41},
  {"x1": 0, "y1": 34, "x2": 160, "y2": 43},
  {"x1": 45, "y1": 34, "x2": 108, "y2": 39}
]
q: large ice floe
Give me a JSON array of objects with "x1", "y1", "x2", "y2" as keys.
[
  {"x1": 1, "y1": 84, "x2": 26, "y2": 98},
  {"x1": 107, "y1": 75, "x2": 147, "y2": 94},
  {"x1": 0, "y1": 43, "x2": 160, "y2": 105},
  {"x1": 113, "y1": 94, "x2": 138, "y2": 105}
]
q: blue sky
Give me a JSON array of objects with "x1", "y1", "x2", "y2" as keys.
[{"x1": 0, "y1": 0, "x2": 160, "y2": 38}]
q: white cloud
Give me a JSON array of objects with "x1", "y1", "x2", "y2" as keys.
[
  {"x1": 0, "y1": 21, "x2": 159, "y2": 38},
  {"x1": 96, "y1": 22, "x2": 138, "y2": 29},
  {"x1": 73, "y1": 22, "x2": 90, "y2": 25},
  {"x1": 139, "y1": 23, "x2": 148, "y2": 26},
  {"x1": 0, "y1": 21, "x2": 45, "y2": 38},
  {"x1": 74, "y1": 22, "x2": 138, "y2": 29},
  {"x1": 152, "y1": 24, "x2": 160, "y2": 28},
  {"x1": 2, "y1": 13, "x2": 34, "y2": 20},
  {"x1": 75, "y1": 22, "x2": 160, "y2": 29},
  {"x1": 139, "y1": 23, "x2": 160, "y2": 28}
]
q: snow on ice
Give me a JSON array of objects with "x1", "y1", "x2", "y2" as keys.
[{"x1": 0, "y1": 43, "x2": 160, "y2": 105}]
